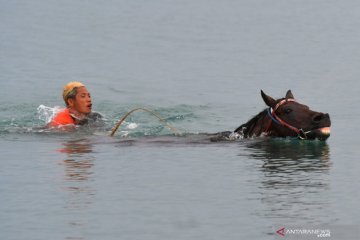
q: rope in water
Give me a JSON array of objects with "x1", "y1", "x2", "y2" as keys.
[{"x1": 110, "y1": 107, "x2": 179, "y2": 137}]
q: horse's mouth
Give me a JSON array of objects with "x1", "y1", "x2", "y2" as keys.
[
  {"x1": 318, "y1": 127, "x2": 331, "y2": 135},
  {"x1": 305, "y1": 127, "x2": 331, "y2": 140}
]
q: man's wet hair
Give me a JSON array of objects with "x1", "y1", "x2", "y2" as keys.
[{"x1": 64, "y1": 87, "x2": 79, "y2": 106}]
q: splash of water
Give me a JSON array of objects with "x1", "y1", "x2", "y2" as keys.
[
  {"x1": 228, "y1": 131, "x2": 243, "y2": 140},
  {"x1": 115, "y1": 122, "x2": 139, "y2": 137},
  {"x1": 37, "y1": 105, "x2": 64, "y2": 124},
  {"x1": 126, "y1": 122, "x2": 138, "y2": 129}
]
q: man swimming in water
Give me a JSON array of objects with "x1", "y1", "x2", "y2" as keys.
[{"x1": 49, "y1": 81, "x2": 102, "y2": 127}]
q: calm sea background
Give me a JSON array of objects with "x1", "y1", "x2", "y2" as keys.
[{"x1": 1, "y1": 1, "x2": 359, "y2": 239}]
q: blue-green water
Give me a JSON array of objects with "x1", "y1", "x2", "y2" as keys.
[{"x1": 1, "y1": 1, "x2": 360, "y2": 239}]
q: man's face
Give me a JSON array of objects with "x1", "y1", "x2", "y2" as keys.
[{"x1": 68, "y1": 86, "x2": 92, "y2": 114}]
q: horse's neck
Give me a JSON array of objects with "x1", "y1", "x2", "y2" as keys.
[
  {"x1": 235, "y1": 109, "x2": 272, "y2": 137},
  {"x1": 251, "y1": 112, "x2": 272, "y2": 137}
]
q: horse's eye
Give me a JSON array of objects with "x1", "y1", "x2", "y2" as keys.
[{"x1": 284, "y1": 108, "x2": 293, "y2": 114}]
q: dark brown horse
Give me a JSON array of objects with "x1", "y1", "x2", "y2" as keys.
[{"x1": 232, "y1": 90, "x2": 331, "y2": 140}]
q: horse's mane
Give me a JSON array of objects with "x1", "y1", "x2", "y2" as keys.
[{"x1": 234, "y1": 109, "x2": 268, "y2": 138}]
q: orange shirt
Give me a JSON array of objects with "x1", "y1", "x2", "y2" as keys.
[{"x1": 49, "y1": 108, "x2": 75, "y2": 127}]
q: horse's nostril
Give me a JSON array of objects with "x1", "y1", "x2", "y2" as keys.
[{"x1": 313, "y1": 113, "x2": 324, "y2": 122}]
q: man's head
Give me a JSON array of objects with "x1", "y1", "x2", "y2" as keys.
[{"x1": 63, "y1": 82, "x2": 92, "y2": 114}]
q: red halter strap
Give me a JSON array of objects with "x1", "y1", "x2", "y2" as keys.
[{"x1": 266, "y1": 99, "x2": 307, "y2": 139}]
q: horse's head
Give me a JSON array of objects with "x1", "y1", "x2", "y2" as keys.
[{"x1": 261, "y1": 90, "x2": 331, "y2": 140}]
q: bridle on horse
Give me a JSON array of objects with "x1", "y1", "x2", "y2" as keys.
[{"x1": 266, "y1": 98, "x2": 309, "y2": 139}]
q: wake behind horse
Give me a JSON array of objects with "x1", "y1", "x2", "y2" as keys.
[
  {"x1": 228, "y1": 90, "x2": 331, "y2": 140},
  {"x1": 110, "y1": 89, "x2": 331, "y2": 141}
]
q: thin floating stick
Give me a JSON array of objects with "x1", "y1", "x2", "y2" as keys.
[{"x1": 110, "y1": 107, "x2": 179, "y2": 137}]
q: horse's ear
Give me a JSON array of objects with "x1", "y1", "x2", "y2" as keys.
[
  {"x1": 285, "y1": 90, "x2": 294, "y2": 99},
  {"x1": 261, "y1": 90, "x2": 276, "y2": 108}
]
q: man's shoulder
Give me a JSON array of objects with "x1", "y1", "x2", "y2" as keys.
[
  {"x1": 49, "y1": 109, "x2": 75, "y2": 126},
  {"x1": 88, "y1": 112, "x2": 103, "y2": 120}
]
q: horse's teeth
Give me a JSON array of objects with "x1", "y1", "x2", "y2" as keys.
[{"x1": 319, "y1": 127, "x2": 330, "y2": 134}]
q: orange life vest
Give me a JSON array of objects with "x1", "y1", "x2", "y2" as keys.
[{"x1": 49, "y1": 108, "x2": 75, "y2": 127}]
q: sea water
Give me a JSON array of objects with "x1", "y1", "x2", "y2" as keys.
[{"x1": 1, "y1": 1, "x2": 360, "y2": 239}]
